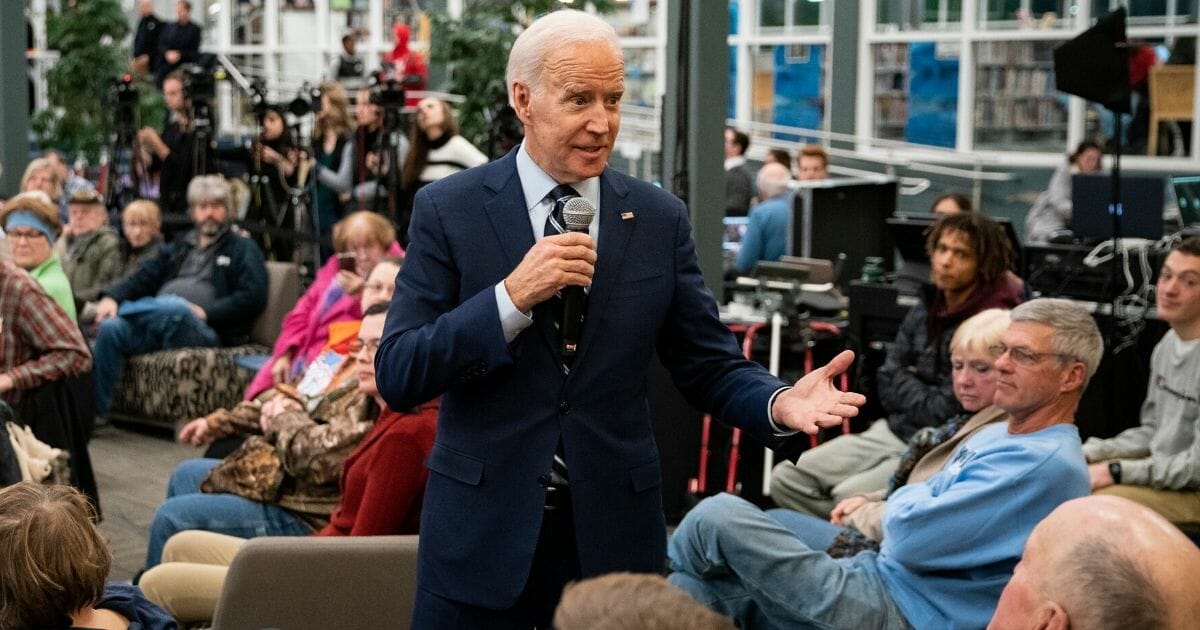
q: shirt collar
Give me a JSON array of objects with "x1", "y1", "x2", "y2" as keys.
[
  {"x1": 515, "y1": 142, "x2": 600, "y2": 212},
  {"x1": 724, "y1": 156, "x2": 746, "y2": 170}
]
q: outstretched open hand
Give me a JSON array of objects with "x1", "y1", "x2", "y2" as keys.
[{"x1": 771, "y1": 350, "x2": 866, "y2": 434}]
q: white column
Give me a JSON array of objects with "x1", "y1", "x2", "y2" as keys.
[
  {"x1": 956, "y1": 0, "x2": 977, "y2": 152},
  {"x1": 734, "y1": 0, "x2": 754, "y2": 125},
  {"x1": 854, "y1": 0, "x2": 875, "y2": 153}
]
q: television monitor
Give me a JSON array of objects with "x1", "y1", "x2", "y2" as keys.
[
  {"x1": 1071, "y1": 174, "x2": 1165, "y2": 242},
  {"x1": 788, "y1": 178, "x2": 899, "y2": 289}
]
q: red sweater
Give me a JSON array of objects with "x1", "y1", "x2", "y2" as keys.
[{"x1": 317, "y1": 400, "x2": 438, "y2": 536}]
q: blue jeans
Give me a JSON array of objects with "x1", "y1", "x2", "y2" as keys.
[
  {"x1": 93, "y1": 297, "x2": 221, "y2": 417},
  {"x1": 144, "y1": 458, "x2": 312, "y2": 569},
  {"x1": 668, "y1": 493, "x2": 911, "y2": 630},
  {"x1": 765, "y1": 508, "x2": 844, "y2": 551}
]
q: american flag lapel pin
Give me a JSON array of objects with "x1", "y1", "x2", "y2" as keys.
[{"x1": 621, "y1": 211, "x2": 635, "y2": 220}]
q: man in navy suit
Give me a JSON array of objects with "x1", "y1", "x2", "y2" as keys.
[{"x1": 375, "y1": 10, "x2": 865, "y2": 629}]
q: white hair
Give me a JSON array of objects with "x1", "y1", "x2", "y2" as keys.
[
  {"x1": 755, "y1": 163, "x2": 792, "y2": 200},
  {"x1": 1011, "y1": 298, "x2": 1104, "y2": 382},
  {"x1": 505, "y1": 9, "x2": 621, "y2": 103}
]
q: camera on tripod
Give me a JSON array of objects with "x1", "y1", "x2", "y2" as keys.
[
  {"x1": 368, "y1": 76, "x2": 406, "y2": 112},
  {"x1": 110, "y1": 74, "x2": 139, "y2": 127},
  {"x1": 288, "y1": 83, "x2": 324, "y2": 118},
  {"x1": 182, "y1": 63, "x2": 217, "y2": 103}
]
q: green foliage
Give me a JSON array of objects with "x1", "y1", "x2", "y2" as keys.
[
  {"x1": 429, "y1": 0, "x2": 615, "y2": 154},
  {"x1": 31, "y1": 0, "x2": 131, "y2": 163}
]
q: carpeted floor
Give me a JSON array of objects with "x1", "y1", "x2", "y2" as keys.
[{"x1": 91, "y1": 422, "x2": 201, "y2": 582}]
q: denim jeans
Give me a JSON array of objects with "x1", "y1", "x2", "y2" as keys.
[
  {"x1": 668, "y1": 493, "x2": 912, "y2": 630},
  {"x1": 144, "y1": 458, "x2": 312, "y2": 569},
  {"x1": 93, "y1": 297, "x2": 221, "y2": 417},
  {"x1": 765, "y1": 508, "x2": 844, "y2": 551}
]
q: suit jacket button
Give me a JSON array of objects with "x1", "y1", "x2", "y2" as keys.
[{"x1": 558, "y1": 402, "x2": 570, "y2": 415}]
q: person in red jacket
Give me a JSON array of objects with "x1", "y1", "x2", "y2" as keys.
[{"x1": 138, "y1": 304, "x2": 438, "y2": 624}]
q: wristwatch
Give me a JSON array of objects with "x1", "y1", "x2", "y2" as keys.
[{"x1": 1108, "y1": 461, "x2": 1122, "y2": 484}]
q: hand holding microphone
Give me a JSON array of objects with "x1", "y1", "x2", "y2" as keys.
[{"x1": 503, "y1": 201, "x2": 597, "y2": 314}]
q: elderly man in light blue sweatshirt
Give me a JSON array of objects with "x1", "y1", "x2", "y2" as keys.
[
  {"x1": 668, "y1": 298, "x2": 1100, "y2": 629},
  {"x1": 1085, "y1": 236, "x2": 1200, "y2": 525}
]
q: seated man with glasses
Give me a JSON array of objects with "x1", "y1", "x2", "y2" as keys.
[
  {"x1": 669, "y1": 298, "x2": 1098, "y2": 629},
  {"x1": 1083, "y1": 236, "x2": 1200, "y2": 526}
]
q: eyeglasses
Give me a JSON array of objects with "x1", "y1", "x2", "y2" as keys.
[
  {"x1": 349, "y1": 338, "x2": 381, "y2": 354},
  {"x1": 6, "y1": 229, "x2": 48, "y2": 241},
  {"x1": 989, "y1": 343, "x2": 1072, "y2": 367}
]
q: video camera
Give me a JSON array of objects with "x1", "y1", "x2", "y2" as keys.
[
  {"x1": 288, "y1": 83, "x2": 324, "y2": 118},
  {"x1": 182, "y1": 63, "x2": 217, "y2": 103},
  {"x1": 368, "y1": 75, "x2": 406, "y2": 111},
  {"x1": 110, "y1": 74, "x2": 139, "y2": 128}
]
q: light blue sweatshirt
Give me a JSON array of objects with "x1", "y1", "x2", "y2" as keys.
[{"x1": 875, "y1": 422, "x2": 1089, "y2": 630}]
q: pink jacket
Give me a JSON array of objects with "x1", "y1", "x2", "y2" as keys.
[{"x1": 245, "y1": 243, "x2": 402, "y2": 399}]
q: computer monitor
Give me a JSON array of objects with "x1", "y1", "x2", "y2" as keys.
[
  {"x1": 721, "y1": 216, "x2": 749, "y2": 264},
  {"x1": 1174, "y1": 176, "x2": 1200, "y2": 226},
  {"x1": 789, "y1": 178, "x2": 899, "y2": 289},
  {"x1": 1071, "y1": 173, "x2": 1165, "y2": 241},
  {"x1": 886, "y1": 214, "x2": 1022, "y2": 266}
]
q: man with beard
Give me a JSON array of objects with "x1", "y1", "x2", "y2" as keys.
[{"x1": 90, "y1": 176, "x2": 267, "y2": 421}]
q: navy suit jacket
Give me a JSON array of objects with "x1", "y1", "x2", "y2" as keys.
[{"x1": 376, "y1": 149, "x2": 790, "y2": 609}]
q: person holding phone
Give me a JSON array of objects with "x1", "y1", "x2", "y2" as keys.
[{"x1": 244, "y1": 211, "x2": 402, "y2": 401}]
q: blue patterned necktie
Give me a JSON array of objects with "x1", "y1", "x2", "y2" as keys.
[
  {"x1": 543, "y1": 184, "x2": 581, "y2": 484},
  {"x1": 543, "y1": 184, "x2": 585, "y2": 369}
]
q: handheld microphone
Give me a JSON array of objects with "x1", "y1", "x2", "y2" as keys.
[{"x1": 560, "y1": 196, "x2": 595, "y2": 356}]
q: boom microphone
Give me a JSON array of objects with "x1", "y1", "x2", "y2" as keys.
[{"x1": 560, "y1": 196, "x2": 595, "y2": 356}]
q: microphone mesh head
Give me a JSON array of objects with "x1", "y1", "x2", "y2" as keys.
[{"x1": 562, "y1": 197, "x2": 596, "y2": 231}]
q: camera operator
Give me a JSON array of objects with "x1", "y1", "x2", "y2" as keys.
[
  {"x1": 349, "y1": 86, "x2": 408, "y2": 212},
  {"x1": 138, "y1": 70, "x2": 209, "y2": 218},
  {"x1": 223, "y1": 103, "x2": 300, "y2": 261}
]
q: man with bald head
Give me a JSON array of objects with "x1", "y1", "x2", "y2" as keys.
[
  {"x1": 734, "y1": 162, "x2": 793, "y2": 274},
  {"x1": 989, "y1": 495, "x2": 1200, "y2": 630}
]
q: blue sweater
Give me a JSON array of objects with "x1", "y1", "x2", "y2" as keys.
[
  {"x1": 734, "y1": 193, "x2": 792, "y2": 274},
  {"x1": 875, "y1": 423, "x2": 1089, "y2": 629}
]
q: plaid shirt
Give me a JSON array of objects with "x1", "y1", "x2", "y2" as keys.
[{"x1": 0, "y1": 263, "x2": 91, "y2": 408}]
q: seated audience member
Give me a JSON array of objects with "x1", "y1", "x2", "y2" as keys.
[
  {"x1": 1083, "y1": 236, "x2": 1200, "y2": 525},
  {"x1": 141, "y1": 302, "x2": 401, "y2": 571},
  {"x1": 0, "y1": 258, "x2": 94, "y2": 504},
  {"x1": 80, "y1": 200, "x2": 166, "y2": 328},
  {"x1": 894, "y1": 192, "x2": 975, "y2": 293},
  {"x1": 1025, "y1": 140, "x2": 1103, "y2": 243},
  {"x1": 734, "y1": 163, "x2": 793, "y2": 275},
  {"x1": 724, "y1": 127, "x2": 753, "y2": 217},
  {"x1": 138, "y1": 306, "x2": 438, "y2": 623},
  {"x1": 58, "y1": 188, "x2": 122, "y2": 313},
  {"x1": 246, "y1": 211, "x2": 402, "y2": 401},
  {"x1": 669, "y1": 298, "x2": 1100, "y2": 629},
  {"x1": 45, "y1": 150, "x2": 96, "y2": 221},
  {"x1": 20, "y1": 157, "x2": 63, "y2": 208},
  {"x1": 768, "y1": 309, "x2": 1011, "y2": 554},
  {"x1": 771, "y1": 212, "x2": 1023, "y2": 518},
  {"x1": 988, "y1": 495, "x2": 1200, "y2": 630},
  {"x1": 118, "y1": 200, "x2": 165, "y2": 278},
  {"x1": 91, "y1": 176, "x2": 268, "y2": 421},
  {"x1": 176, "y1": 257, "x2": 401, "y2": 449},
  {"x1": 553, "y1": 573, "x2": 736, "y2": 630},
  {"x1": 763, "y1": 148, "x2": 792, "y2": 173},
  {"x1": 0, "y1": 482, "x2": 177, "y2": 630},
  {"x1": 931, "y1": 192, "x2": 972, "y2": 216},
  {"x1": 795, "y1": 144, "x2": 829, "y2": 181},
  {"x1": 1, "y1": 192, "x2": 77, "y2": 319}
]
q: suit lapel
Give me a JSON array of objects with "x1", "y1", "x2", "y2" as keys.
[
  {"x1": 570, "y1": 170, "x2": 636, "y2": 371},
  {"x1": 482, "y1": 154, "x2": 536, "y2": 271},
  {"x1": 482, "y1": 154, "x2": 561, "y2": 358}
]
